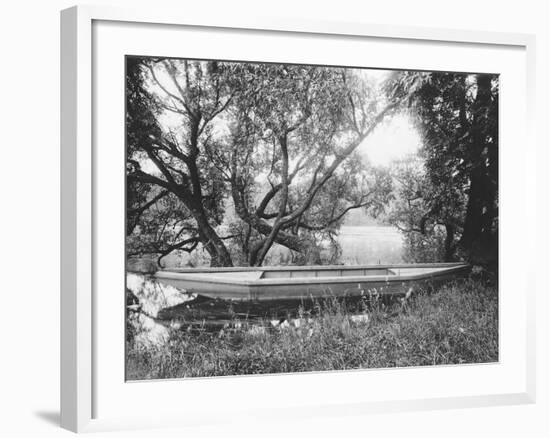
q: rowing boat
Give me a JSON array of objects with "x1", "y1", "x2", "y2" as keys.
[{"x1": 154, "y1": 263, "x2": 470, "y2": 301}]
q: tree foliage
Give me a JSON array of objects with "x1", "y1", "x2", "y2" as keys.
[
  {"x1": 385, "y1": 71, "x2": 498, "y2": 267},
  {"x1": 126, "y1": 58, "x2": 397, "y2": 267},
  {"x1": 127, "y1": 58, "x2": 498, "y2": 269}
]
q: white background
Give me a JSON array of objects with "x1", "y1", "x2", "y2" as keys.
[{"x1": 0, "y1": 0, "x2": 547, "y2": 437}]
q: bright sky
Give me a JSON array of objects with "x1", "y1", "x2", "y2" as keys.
[
  {"x1": 358, "y1": 113, "x2": 422, "y2": 166},
  {"x1": 356, "y1": 69, "x2": 422, "y2": 166}
]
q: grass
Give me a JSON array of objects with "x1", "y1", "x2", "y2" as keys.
[{"x1": 126, "y1": 278, "x2": 498, "y2": 380}]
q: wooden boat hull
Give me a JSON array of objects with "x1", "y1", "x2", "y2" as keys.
[{"x1": 155, "y1": 263, "x2": 470, "y2": 301}]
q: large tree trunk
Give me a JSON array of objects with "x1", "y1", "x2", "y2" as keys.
[
  {"x1": 459, "y1": 74, "x2": 498, "y2": 267},
  {"x1": 182, "y1": 196, "x2": 234, "y2": 267},
  {"x1": 230, "y1": 178, "x2": 304, "y2": 266},
  {"x1": 444, "y1": 223, "x2": 455, "y2": 262},
  {"x1": 195, "y1": 216, "x2": 233, "y2": 267}
]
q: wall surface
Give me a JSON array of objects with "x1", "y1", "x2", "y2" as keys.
[{"x1": 0, "y1": 0, "x2": 547, "y2": 437}]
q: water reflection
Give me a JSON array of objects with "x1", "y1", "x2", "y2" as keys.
[
  {"x1": 126, "y1": 273, "x2": 382, "y2": 348},
  {"x1": 126, "y1": 273, "x2": 196, "y2": 347},
  {"x1": 127, "y1": 272, "x2": 196, "y2": 316}
]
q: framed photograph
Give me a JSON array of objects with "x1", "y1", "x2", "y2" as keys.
[{"x1": 61, "y1": 5, "x2": 536, "y2": 432}]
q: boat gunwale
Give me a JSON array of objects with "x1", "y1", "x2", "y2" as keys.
[
  {"x1": 159, "y1": 262, "x2": 467, "y2": 274},
  {"x1": 155, "y1": 263, "x2": 470, "y2": 287}
]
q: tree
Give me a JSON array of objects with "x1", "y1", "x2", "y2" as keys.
[
  {"x1": 126, "y1": 58, "x2": 236, "y2": 266},
  {"x1": 385, "y1": 71, "x2": 498, "y2": 267},
  {"x1": 225, "y1": 65, "x2": 395, "y2": 265},
  {"x1": 459, "y1": 74, "x2": 498, "y2": 266},
  {"x1": 388, "y1": 154, "x2": 463, "y2": 262},
  {"x1": 127, "y1": 59, "x2": 401, "y2": 267}
]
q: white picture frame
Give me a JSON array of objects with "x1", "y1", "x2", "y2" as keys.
[{"x1": 60, "y1": 4, "x2": 537, "y2": 433}]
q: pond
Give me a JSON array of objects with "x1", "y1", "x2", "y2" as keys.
[{"x1": 338, "y1": 225, "x2": 403, "y2": 264}]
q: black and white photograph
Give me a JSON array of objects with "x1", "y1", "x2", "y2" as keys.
[{"x1": 125, "y1": 56, "x2": 499, "y2": 380}]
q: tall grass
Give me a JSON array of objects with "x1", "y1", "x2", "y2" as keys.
[{"x1": 126, "y1": 279, "x2": 498, "y2": 380}]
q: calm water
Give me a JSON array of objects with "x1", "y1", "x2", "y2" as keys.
[
  {"x1": 262, "y1": 225, "x2": 404, "y2": 266},
  {"x1": 337, "y1": 225, "x2": 403, "y2": 265}
]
